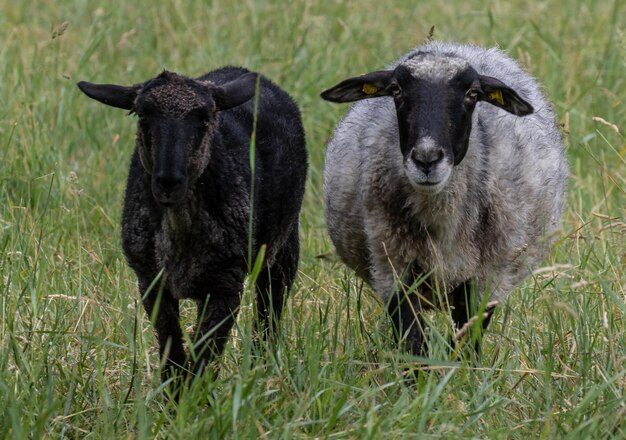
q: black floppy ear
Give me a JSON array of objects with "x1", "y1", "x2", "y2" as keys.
[
  {"x1": 477, "y1": 75, "x2": 534, "y2": 116},
  {"x1": 213, "y1": 72, "x2": 259, "y2": 111},
  {"x1": 76, "y1": 81, "x2": 140, "y2": 110},
  {"x1": 321, "y1": 70, "x2": 395, "y2": 103}
]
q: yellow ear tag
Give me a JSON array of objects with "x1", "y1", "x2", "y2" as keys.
[
  {"x1": 486, "y1": 90, "x2": 505, "y2": 105},
  {"x1": 362, "y1": 83, "x2": 379, "y2": 95}
]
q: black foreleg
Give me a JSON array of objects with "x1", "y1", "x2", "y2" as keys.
[
  {"x1": 450, "y1": 282, "x2": 495, "y2": 354},
  {"x1": 387, "y1": 289, "x2": 427, "y2": 357},
  {"x1": 139, "y1": 277, "x2": 186, "y2": 385},
  {"x1": 255, "y1": 227, "x2": 299, "y2": 341},
  {"x1": 191, "y1": 286, "x2": 242, "y2": 379}
]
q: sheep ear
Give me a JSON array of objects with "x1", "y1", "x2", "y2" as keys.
[
  {"x1": 321, "y1": 71, "x2": 395, "y2": 103},
  {"x1": 76, "y1": 81, "x2": 140, "y2": 110},
  {"x1": 213, "y1": 72, "x2": 259, "y2": 111},
  {"x1": 477, "y1": 75, "x2": 534, "y2": 116}
]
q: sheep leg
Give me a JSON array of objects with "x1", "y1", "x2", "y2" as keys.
[
  {"x1": 449, "y1": 282, "x2": 495, "y2": 354},
  {"x1": 254, "y1": 228, "x2": 299, "y2": 341},
  {"x1": 139, "y1": 280, "x2": 186, "y2": 385},
  {"x1": 387, "y1": 290, "x2": 427, "y2": 357},
  {"x1": 191, "y1": 292, "x2": 242, "y2": 379}
]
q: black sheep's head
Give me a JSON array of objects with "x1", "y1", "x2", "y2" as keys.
[
  {"x1": 320, "y1": 53, "x2": 533, "y2": 195},
  {"x1": 77, "y1": 71, "x2": 258, "y2": 207}
]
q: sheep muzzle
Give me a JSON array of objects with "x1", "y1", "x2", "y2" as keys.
[{"x1": 152, "y1": 173, "x2": 188, "y2": 207}]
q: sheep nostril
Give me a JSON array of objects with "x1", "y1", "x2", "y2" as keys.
[
  {"x1": 156, "y1": 173, "x2": 185, "y2": 193},
  {"x1": 413, "y1": 158, "x2": 428, "y2": 172},
  {"x1": 411, "y1": 149, "x2": 444, "y2": 173},
  {"x1": 434, "y1": 150, "x2": 444, "y2": 163}
]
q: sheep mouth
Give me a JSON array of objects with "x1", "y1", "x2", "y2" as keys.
[
  {"x1": 152, "y1": 181, "x2": 188, "y2": 208},
  {"x1": 403, "y1": 161, "x2": 451, "y2": 194},
  {"x1": 157, "y1": 200, "x2": 177, "y2": 208},
  {"x1": 153, "y1": 192, "x2": 186, "y2": 208},
  {"x1": 410, "y1": 180, "x2": 447, "y2": 195}
]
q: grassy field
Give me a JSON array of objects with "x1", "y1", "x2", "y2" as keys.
[{"x1": 0, "y1": 0, "x2": 624, "y2": 438}]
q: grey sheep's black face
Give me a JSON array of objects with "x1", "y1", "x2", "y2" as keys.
[
  {"x1": 320, "y1": 52, "x2": 534, "y2": 195},
  {"x1": 392, "y1": 64, "x2": 476, "y2": 195}
]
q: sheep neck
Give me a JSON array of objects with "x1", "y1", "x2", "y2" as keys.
[{"x1": 161, "y1": 190, "x2": 200, "y2": 234}]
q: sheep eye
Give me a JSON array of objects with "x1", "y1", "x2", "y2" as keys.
[
  {"x1": 134, "y1": 103, "x2": 157, "y2": 119},
  {"x1": 466, "y1": 89, "x2": 479, "y2": 100},
  {"x1": 135, "y1": 108, "x2": 152, "y2": 119},
  {"x1": 190, "y1": 107, "x2": 211, "y2": 122},
  {"x1": 385, "y1": 80, "x2": 401, "y2": 98}
]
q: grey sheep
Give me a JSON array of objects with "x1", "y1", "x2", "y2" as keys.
[
  {"x1": 78, "y1": 67, "x2": 307, "y2": 391},
  {"x1": 321, "y1": 42, "x2": 567, "y2": 357}
]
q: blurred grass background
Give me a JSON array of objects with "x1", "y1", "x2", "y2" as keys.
[{"x1": 0, "y1": 0, "x2": 624, "y2": 438}]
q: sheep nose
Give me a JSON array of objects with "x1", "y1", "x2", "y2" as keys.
[
  {"x1": 155, "y1": 173, "x2": 185, "y2": 193},
  {"x1": 411, "y1": 148, "x2": 444, "y2": 174}
]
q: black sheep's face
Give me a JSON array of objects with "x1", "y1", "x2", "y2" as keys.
[
  {"x1": 77, "y1": 71, "x2": 259, "y2": 208},
  {"x1": 320, "y1": 53, "x2": 534, "y2": 195},
  {"x1": 133, "y1": 73, "x2": 217, "y2": 207}
]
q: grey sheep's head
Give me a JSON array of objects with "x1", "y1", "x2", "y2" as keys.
[
  {"x1": 78, "y1": 70, "x2": 258, "y2": 207},
  {"x1": 321, "y1": 52, "x2": 533, "y2": 195}
]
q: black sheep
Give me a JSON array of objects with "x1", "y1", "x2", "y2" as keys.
[{"x1": 77, "y1": 67, "x2": 307, "y2": 387}]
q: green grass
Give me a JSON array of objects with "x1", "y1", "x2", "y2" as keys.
[{"x1": 1, "y1": 0, "x2": 624, "y2": 438}]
